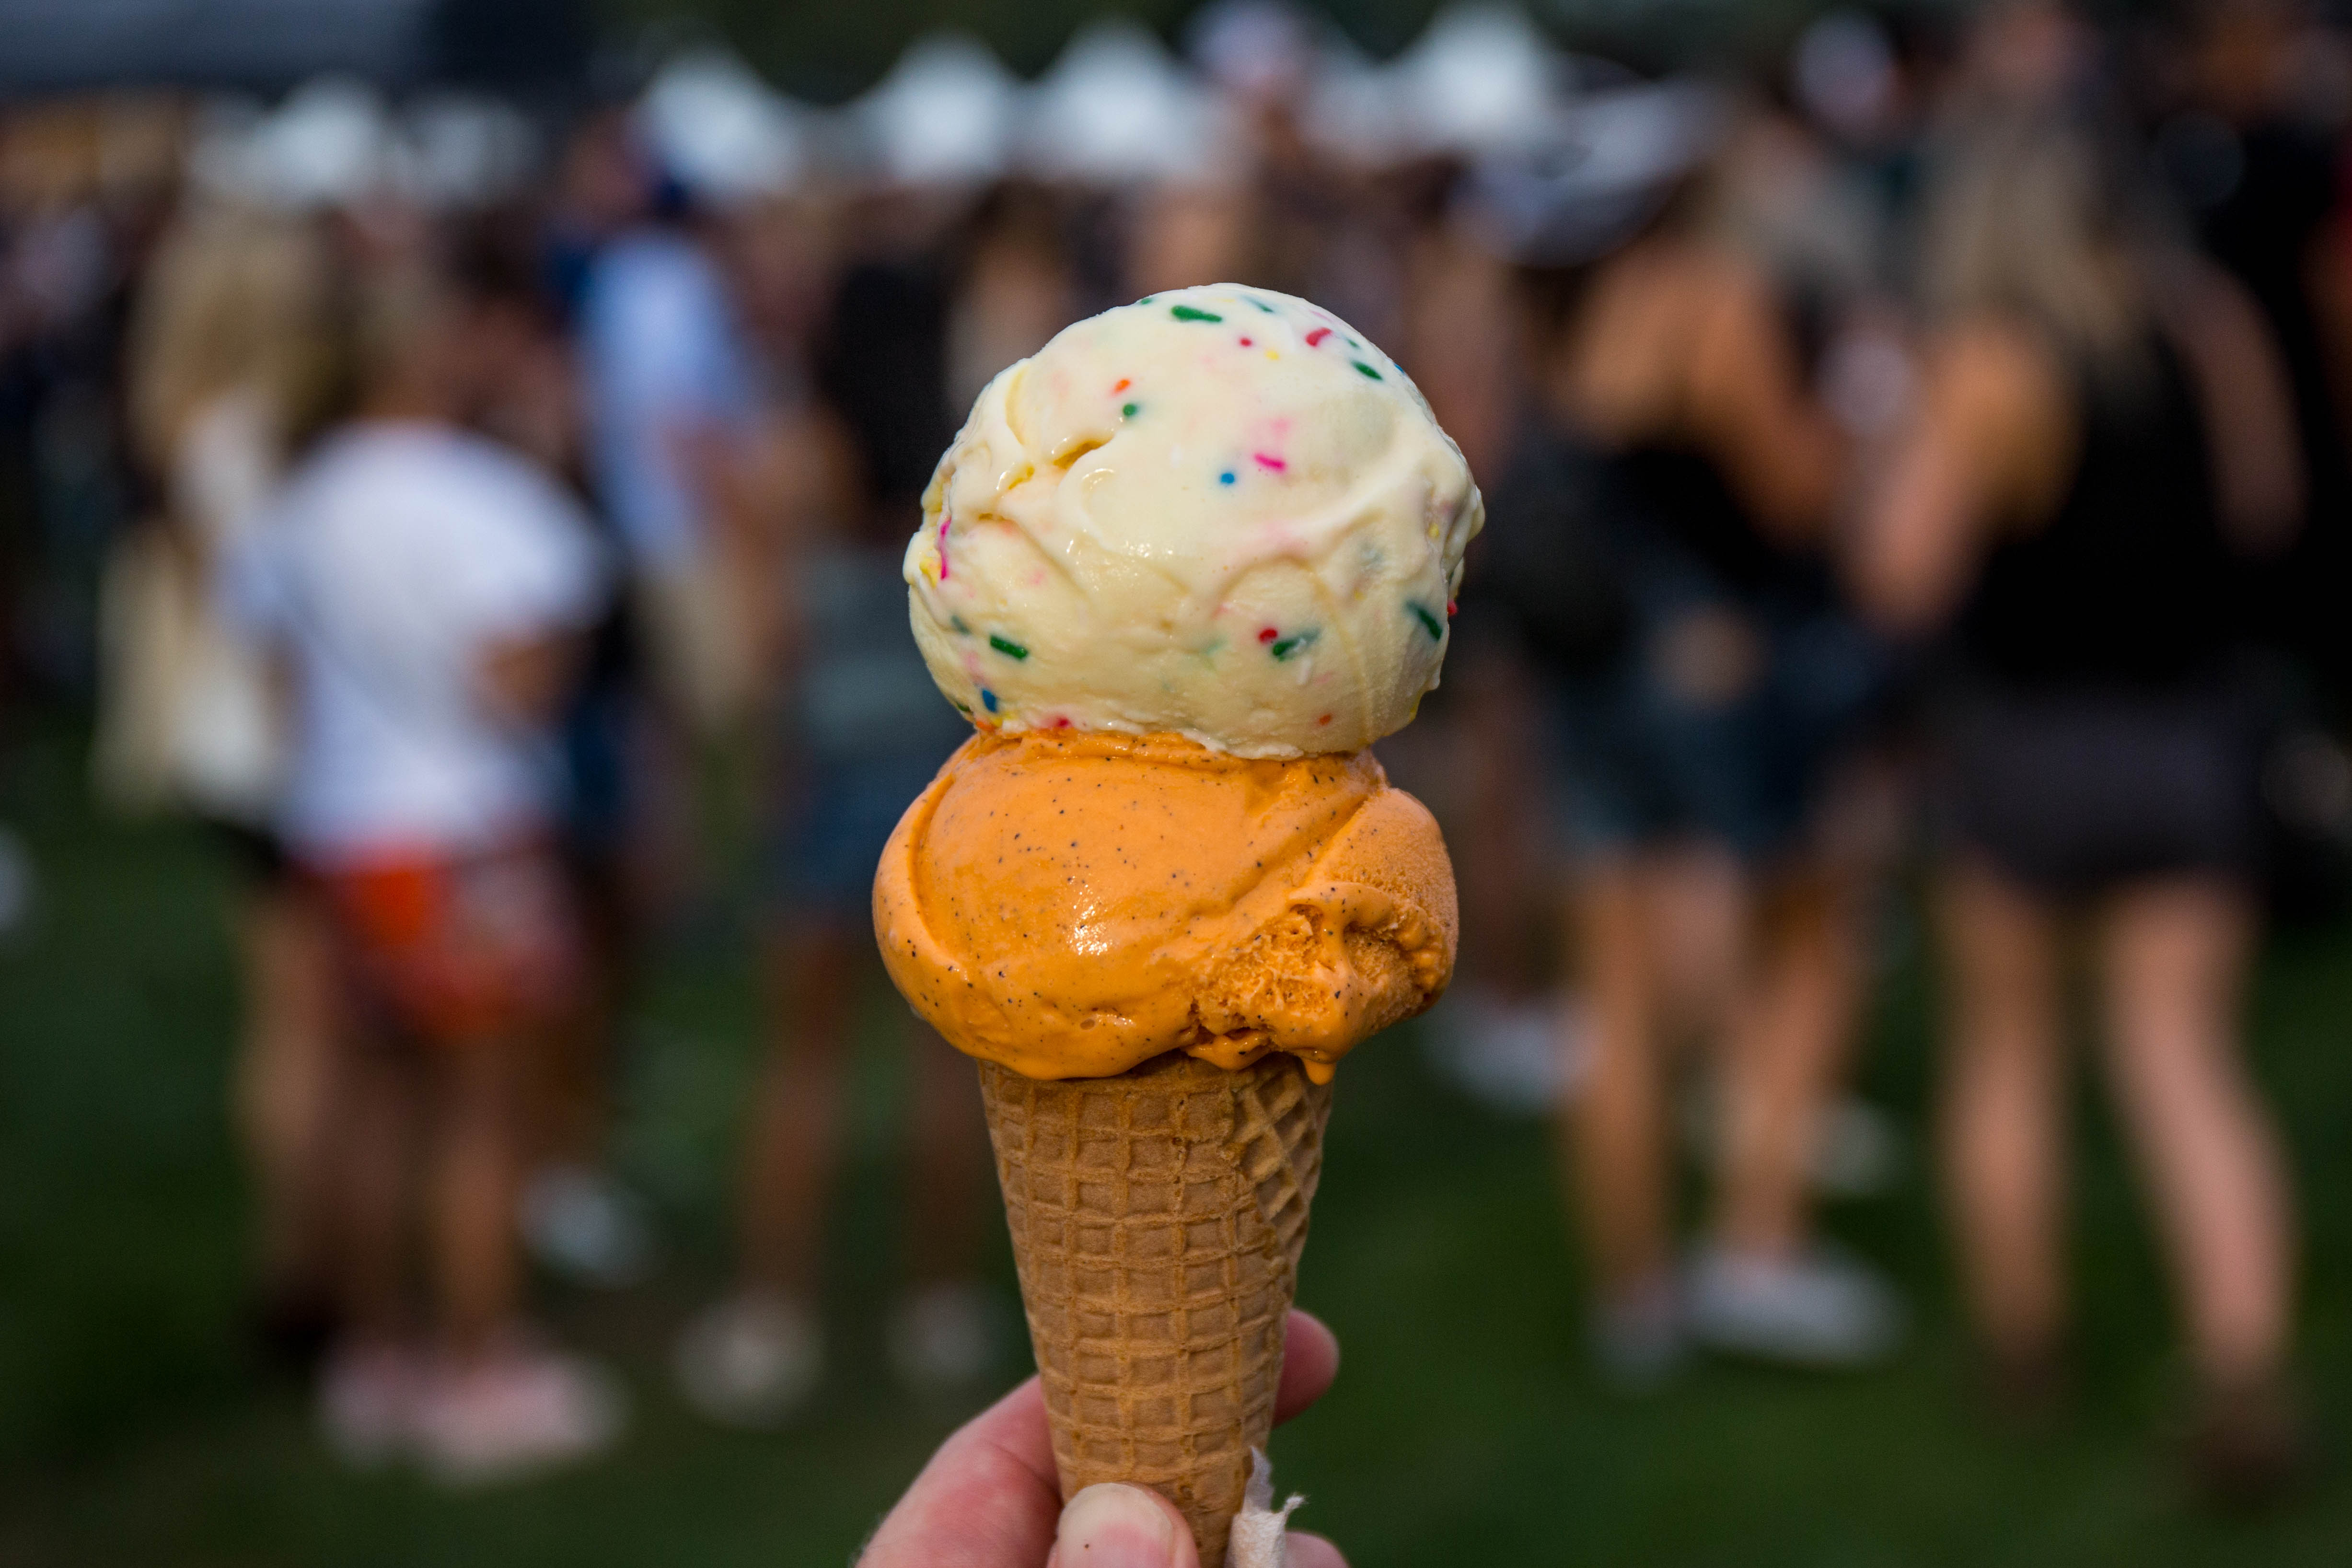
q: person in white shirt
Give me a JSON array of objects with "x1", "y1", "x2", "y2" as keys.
[
  {"x1": 579, "y1": 212, "x2": 767, "y2": 735},
  {"x1": 226, "y1": 238, "x2": 620, "y2": 1484}
]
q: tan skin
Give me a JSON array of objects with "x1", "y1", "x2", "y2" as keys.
[
  {"x1": 1851, "y1": 280, "x2": 2298, "y2": 1387},
  {"x1": 1550, "y1": 234, "x2": 1856, "y2": 1299},
  {"x1": 230, "y1": 875, "x2": 339, "y2": 1316}
]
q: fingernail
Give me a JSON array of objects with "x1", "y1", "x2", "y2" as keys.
[{"x1": 1053, "y1": 1483, "x2": 1182, "y2": 1567}]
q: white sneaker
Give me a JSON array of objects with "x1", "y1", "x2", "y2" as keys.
[
  {"x1": 520, "y1": 1164, "x2": 658, "y2": 1289},
  {"x1": 1682, "y1": 1243, "x2": 1904, "y2": 1369},
  {"x1": 674, "y1": 1293, "x2": 823, "y2": 1429},
  {"x1": 887, "y1": 1281, "x2": 1001, "y2": 1393},
  {"x1": 318, "y1": 1340, "x2": 425, "y2": 1468},
  {"x1": 414, "y1": 1347, "x2": 626, "y2": 1486}
]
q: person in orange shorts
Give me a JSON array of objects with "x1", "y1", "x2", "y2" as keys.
[{"x1": 225, "y1": 236, "x2": 619, "y2": 1483}]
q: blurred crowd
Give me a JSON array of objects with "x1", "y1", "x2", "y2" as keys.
[{"x1": 5, "y1": 0, "x2": 2352, "y2": 1511}]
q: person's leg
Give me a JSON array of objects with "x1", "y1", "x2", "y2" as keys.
[
  {"x1": 903, "y1": 1020, "x2": 988, "y2": 1290},
  {"x1": 674, "y1": 917, "x2": 857, "y2": 1425},
  {"x1": 1563, "y1": 858, "x2": 1674, "y2": 1299},
  {"x1": 1938, "y1": 862, "x2": 2070, "y2": 1367},
  {"x1": 1645, "y1": 844, "x2": 1743, "y2": 1046},
  {"x1": 738, "y1": 919, "x2": 859, "y2": 1301},
  {"x1": 1451, "y1": 645, "x2": 1550, "y2": 1001},
  {"x1": 529, "y1": 856, "x2": 627, "y2": 1169},
  {"x1": 426, "y1": 1037, "x2": 531, "y2": 1358},
  {"x1": 329, "y1": 1027, "x2": 419, "y2": 1347},
  {"x1": 1712, "y1": 865, "x2": 1861, "y2": 1258},
  {"x1": 2093, "y1": 879, "x2": 2294, "y2": 1388},
  {"x1": 232, "y1": 879, "x2": 340, "y2": 1318},
  {"x1": 887, "y1": 1019, "x2": 999, "y2": 1391},
  {"x1": 511, "y1": 850, "x2": 657, "y2": 1292},
  {"x1": 1682, "y1": 855, "x2": 1901, "y2": 1366},
  {"x1": 315, "y1": 1016, "x2": 429, "y2": 1463},
  {"x1": 414, "y1": 1023, "x2": 625, "y2": 1479}
]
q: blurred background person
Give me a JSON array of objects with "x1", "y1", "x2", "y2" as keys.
[
  {"x1": 2151, "y1": 0, "x2": 2352, "y2": 719},
  {"x1": 224, "y1": 232, "x2": 619, "y2": 1480},
  {"x1": 1539, "y1": 101, "x2": 1898, "y2": 1384},
  {"x1": 102, "y1": 195, "x2": 342, "y2": 1354},
  {"x1": 1852, "y1": 74, "x2": 2307, "y2": 1498},
  {"x1": 577, "y1": 138, "x2": 767, "y2": 754},
  {"x1": 1398, "y1": 167, "x2": 1570, "y2": 1109},
  {"x1": 672, "y1": 178, "x2": 1054, "y2": 1428},
  {"x1": 530, "y1": 88, "x2": 823, "y2": 1292}
]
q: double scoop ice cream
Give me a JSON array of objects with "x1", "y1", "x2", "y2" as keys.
[
  {"x1": 873, "y1": 283, "x2": 1480, "y2": 1567},
  {"x1": 881, "y1": 282, "x2": 1481, "y2": 1084}
]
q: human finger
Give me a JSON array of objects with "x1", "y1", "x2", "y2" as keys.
[
  {"x1": 860, "y1": 1377, "x2": 1061, "y2": 1567},
  {"x1": 1274, "y1": 1310, "x2": 1340, "y2": 1426},
  {"x1": 1285, "y1": 1530, "x2": 1349, "y2": 1568},
  {"x1": 1044, "y1": 1482, "x2": 1202, "y2": 1568}
]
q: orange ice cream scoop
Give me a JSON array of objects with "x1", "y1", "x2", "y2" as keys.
[{"x1": 873, "y1": 730, "x2": 1456, "y2": 1082}]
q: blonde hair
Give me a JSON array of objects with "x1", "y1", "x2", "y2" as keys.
[
  {"x1": 126, "y1": 204, "x2": 339, "y2": 469},
  {"x1": 1919, "y1": 111, "x2": 2152, "y2": 384}
]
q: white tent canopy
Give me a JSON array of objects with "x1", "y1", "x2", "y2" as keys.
[
  {"x1": 1456, "y1": 79, "x2": 1727, "y2": 264},
  {"x1": 1389, "y1": 2, "x2": 1575, "y2": 154},
  {"x1": 1021, "y1": 18, "x2": 1237, "y2": 186},
  {"x1": 187, "y1": 77, "x2": 543, "y2": 210},
  {"x1": 640, "y1": 48, "x2": 817, "y2": 204},
  {"x1": 190, "y1": 78, "x2": 398, "y2": 208},
  {"x1": 1301, "y1": 32, "x2": 1417, "y2": 167},
  {"x1": 847, "y1": 31, "x2": 1025, "y2": 188}
]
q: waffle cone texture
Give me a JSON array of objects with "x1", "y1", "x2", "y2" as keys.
[{"x1": 979, "y1": 1049, "x2": 1334, "y2": 1568}]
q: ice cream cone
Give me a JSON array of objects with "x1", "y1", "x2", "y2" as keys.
[
  {"x1": 877, "y1": 285, "x2": 1477, "y2": 1561},
  {"x1": 978, "y1": 1049, "x2": 1333, "y2": 1568}
]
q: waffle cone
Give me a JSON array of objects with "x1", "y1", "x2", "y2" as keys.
[{"x1": 978, "y1": 1049, "x2": 1333, "y2": 1568}]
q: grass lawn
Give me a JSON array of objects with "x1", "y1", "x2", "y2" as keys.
[{"x1": 5, "y1": 714, "x2": 2352, "y2": 1566}]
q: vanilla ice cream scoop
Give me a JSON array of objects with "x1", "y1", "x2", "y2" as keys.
[{"x1": 905, "y1": 284, "x2": 1483, "y2": 757}]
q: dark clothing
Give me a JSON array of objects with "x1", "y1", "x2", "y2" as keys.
[
  {"x1": 1936, "y1": 677, "x2": 2259, "y2": 896},
  {"x1": 1956, "y1": 336, "x2": 2238, "y2": 690},
  {"x1": 2196, "y1": 121, "x2": 2344, "y2": 519},
  {"x1": 1477, "y1": 417, "x2": 1884, "y2": 865},
  {"x1": 2169, "y1": 114, "x2": 2352, "y2": 698},
  {"x1": 816, "y1": 259, "x2": 955, "y2": 534},
  {"x1": 1547, "y1": 591, "x2": 1885, "y2": 863},
  {"x1": 1463, "y1": 418, "x2": 1632, "y2": 675},
  {"x1": 1613, "y1": 442, "x2": 1794, "y2": 598},
  {"x1": 1940, "y1": 327, "x2": 2260, "y2": 895}
]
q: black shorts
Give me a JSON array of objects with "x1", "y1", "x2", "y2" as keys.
[{"x1": 1935, "y1": 677, "x2": 2258, "y2": 898}]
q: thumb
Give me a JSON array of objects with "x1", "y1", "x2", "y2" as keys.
[{"x1": 1046, "y1": 1483, "x2": 1202, "y2": 1568}]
